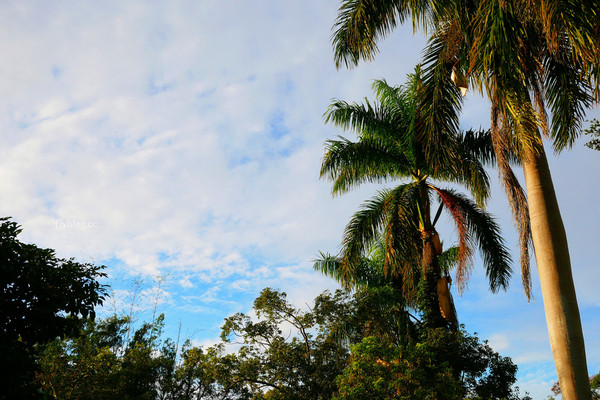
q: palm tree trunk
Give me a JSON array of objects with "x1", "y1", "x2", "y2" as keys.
[
  {"x1": 521, "y1": 142, "x2": 591, "y2": 400},
  {"x1": 432, "y1": 232, "x2": 458, "y2": 331},
  {"x1": 421, "y1": 234, "x2": 446, "y2": 329}
]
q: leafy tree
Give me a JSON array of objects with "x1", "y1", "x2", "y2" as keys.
[
  {"x1": 334, "y1": 329, "x2": 523, "y2": 400},
  {"x1": 0, "y1": 217, "x2": 107, "y2": 399},
  {"x1": 219, "y1": 288, "x2": 350, "y2": 400},
  {"x1": 319, "y1": 74, "x2": 512, "y2": 329},
  {"x1": 583, "y1": 119, "x2": 600, "y2": 151},
  {"x1": 329, "y1": 1, "x2": 598, "y2": 397},
  {"x1": 221, "y1": 288, "x2": 525, "y2": 400},
  {"x1": 37, "y1": 314, "x2": 224, "y2": 400}
]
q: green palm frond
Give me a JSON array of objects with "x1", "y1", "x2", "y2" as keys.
[
  {"x1": 418, "y1": 25, "x2": 463, "y2": 169},
  {"x1": 434, "y1": 187, "x2": 513, "y2": 294},
  {"x1": 321, "y1": 136, "x2": 413, "y2": 195},
  {"x1": 381, "y1": 184, "x2": 422, "y2": 302},
  {"x1": 371, "y1": 78, "x2": 415, "y2": 112},
  {"x1": 313, "y1": 252, "x2": 388, "y2": 289},
  {"x1": 437, "y1": 246, "x2": 459, "y2": 276},
  {"x1": 340, "y1": 183, "x2": 421, "y2": 288},
  {"x1": 429, "y1": 129, "x2": 498, "y2": 207},
  {"x1": 324, "y1": 98, "x2": 402, "y2": 139},
  {"x1": 331, "y1": 0, "x2": 396, "y2": 68},
  {"x1": 469, "y1": 1, "x2": 547, "y2": 156},
  {"x1": 457, "y1": 129, "x2": 497, "y2": 167},
  {"x1": 544, "y1": 52, "x2": 593, "y2": 151},
  {"x1": 331, "y1": 0, "x2": 429, "y2": 69}
]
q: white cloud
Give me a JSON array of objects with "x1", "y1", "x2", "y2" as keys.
[{"x1": 488, "y1": 333, "x2": 510, "y2": 352}]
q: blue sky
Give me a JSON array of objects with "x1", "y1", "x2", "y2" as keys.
[{"x1": 1, "y1": 1, "x2": 599, "y2": 397}]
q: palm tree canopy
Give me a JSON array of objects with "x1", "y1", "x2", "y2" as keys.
[
  {"x1": 331, "y1": 0, "x2": 599, "y2": 152},
  {"x1": 322, "y1": 75, "x2": 491, "y2": 206},
  {"x1": 320, "y1": 74, "x2": 512, "y2": 303}
]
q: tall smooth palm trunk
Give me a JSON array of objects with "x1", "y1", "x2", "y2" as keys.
[{"x1": 521, "y1": 142, "x2": 591, "y2": 400}]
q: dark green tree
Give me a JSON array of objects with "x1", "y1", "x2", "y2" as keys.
[
  {"x1": 37, "y1": 314, "x2": 223, "y2": 400},
  {"x1": 35, "y1": 285, "x2": 526, "y2": 400},
  {"x1": 0, "y1": 217, "x2": 106, "y2": 399}
]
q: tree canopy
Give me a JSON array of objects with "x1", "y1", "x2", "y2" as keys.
[
  {"x1": 35, "y1": 286, "x2": 528, "y2": 399},
  {"x1": 0, "y1": 217, "x2": 107, "y2": 399}
]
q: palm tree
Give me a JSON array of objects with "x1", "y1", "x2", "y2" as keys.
[
  {"x1": 314, "y1": 242, "x2": 421, "y2": 344},
  {"x1": 329, "y1": 2, "x2": 597, "y2": 397},
  {"x1": 318, "y1": 76, "x2": 512, "y2": 330}
]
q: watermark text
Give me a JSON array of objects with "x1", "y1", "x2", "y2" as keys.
[{"x1": 55, "y1": 219, "x2": 98, "y2": 231}]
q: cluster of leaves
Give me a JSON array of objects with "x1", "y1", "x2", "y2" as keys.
[
  {"x1": 335, "y1": 329, "x2": 523, "y2": 400},
  {"x1": 36, "y1": 314, "x2": 226, "y2": 400},
  {"x1": 0, "y1": 218, "x2": 107, "y2": 399},
  {"x1": 583, "y1": 119, "x2": 600, "y2": 151},
  {"x1": 0, "y1": 216, "x2": 526, "y2": 399}
]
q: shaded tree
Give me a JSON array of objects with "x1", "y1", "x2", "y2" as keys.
[{"x1": 0, "y1": 217, "x2": 106, "y2": 399}]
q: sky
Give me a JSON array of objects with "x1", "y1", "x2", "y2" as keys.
[{"x1": 0, "y1": 1, "x2": 599, "y2": 398}]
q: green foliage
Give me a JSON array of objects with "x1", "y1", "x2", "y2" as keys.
[
  {"x1": 34, "y1": 285, "x2": 526, "y2": 399},
  {"x1": 218, "y1": 288, "x2": 350, "y2": 400},
  {"x1": 0, "y1": 217, "x2": 107, "y2": 399},
  {"x1": 583, "y1": 119, "x2": 600, "y2": 151},
  {"x1": 36, "y1": 314, "x2": 227, "y2": 400},
  {"x1": 217, "y1": 287, "x2": 525, "y2": 400},
  {"x1": 334, "y1": 328, "x2": 521, "y2": 400}
]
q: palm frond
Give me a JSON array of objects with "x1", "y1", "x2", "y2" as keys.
[
  {"x1": 433, "y1": 187, "x2": 513, "y2": 294},
  {"x1": 331, "y1": 0, "x2": 402, "y2": 68},
  {"x1": 339, "y1": 184, "x2": 421, "y2": 293},
  {"x1": 430, "y1": 187, "x2": 474, "y2": 293},
  {"x1": 539, "y1": 0, "x2": 600, "y2": 63},
  {"x1": 491, "y1": 105, "x2": 533, "y2": 300},
  {"x1": 437, "y1": 246, "x2": 459, "y2": 276},
  {"x1": 324, "y1": 98, "x2": 398, "y2": 138},
  {"x1": 457, "y1": 129, "x2": 497, "y2": 166},
  {"x1": 381, "y1": 184, "x2": 422, "y2": 303},
  {"x1": 331, "y1": 0, "x2": 432, "y2": 69},
  {"x1": 313, "y1": 252, "x2": 388, "y2": 289},
  {"x1": 544, "y1": 51, "x2": 593, "y2": 151},
  {"x1": 320, "y1": 136, "x2": 413, "y2": 195},
  {"x1": 417, "y1": 22, "x2": 463, "y2": 169}
]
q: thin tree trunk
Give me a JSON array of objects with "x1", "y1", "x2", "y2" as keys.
[{"x1": 521, "y1": 142, "x2": 591, "y2": 400}]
